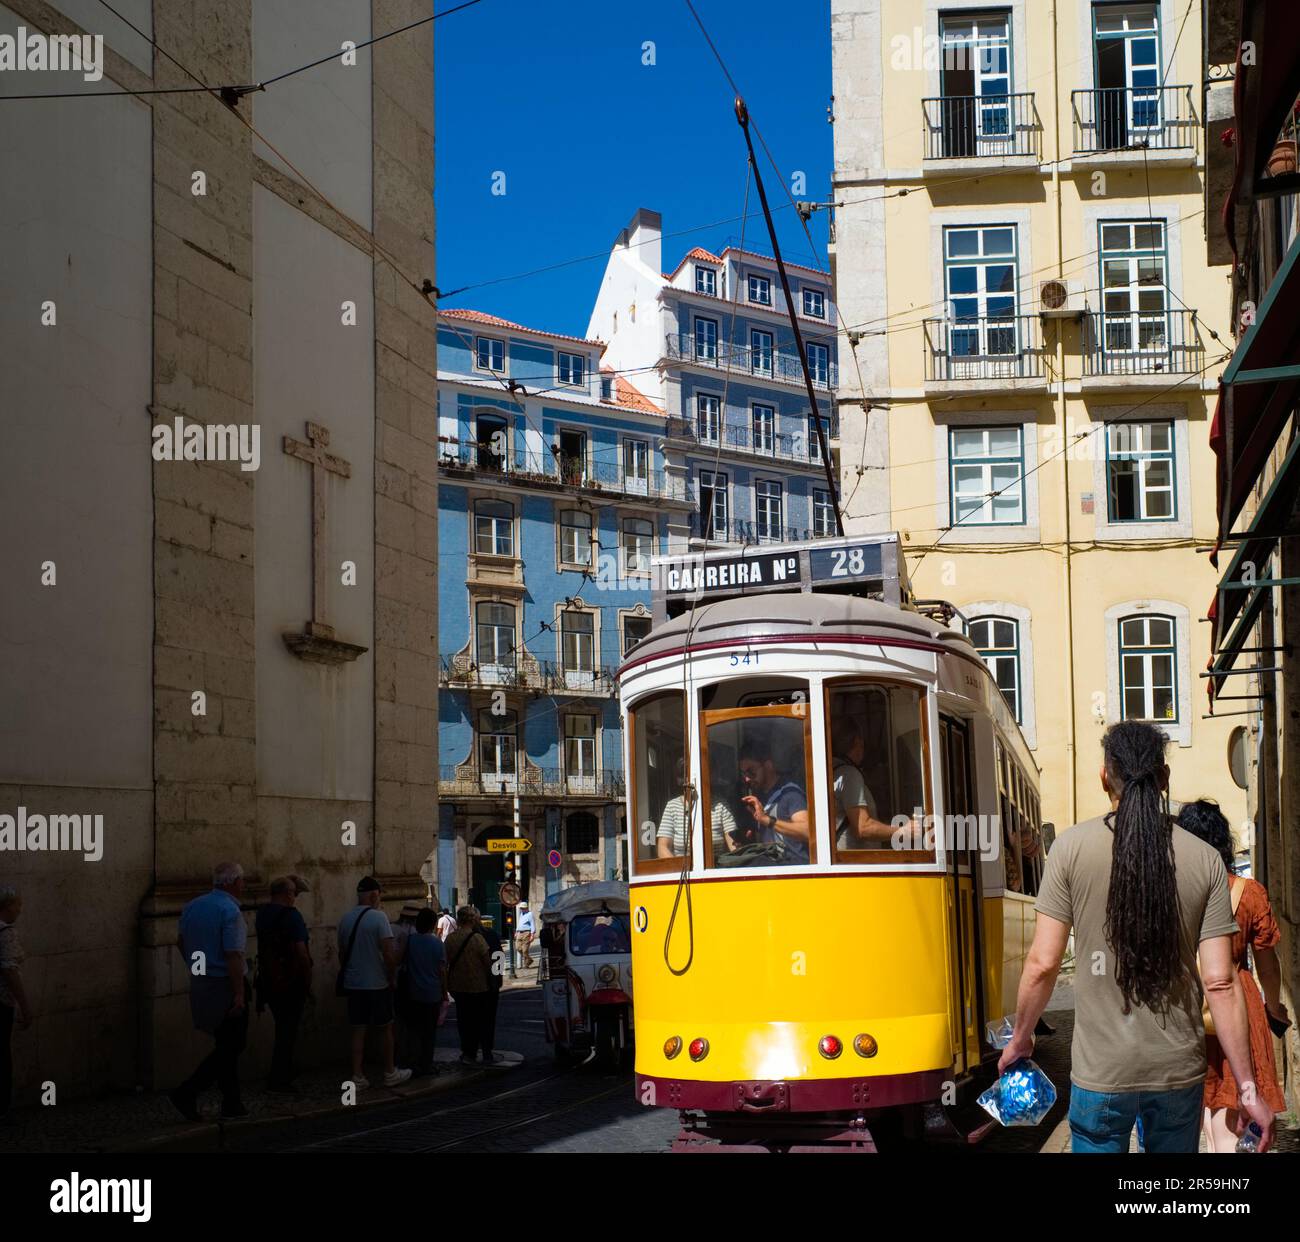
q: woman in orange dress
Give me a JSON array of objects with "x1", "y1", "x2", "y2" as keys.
[{"x1": 1177, "y1": 800, "x2": 1290, "y2": 1152}]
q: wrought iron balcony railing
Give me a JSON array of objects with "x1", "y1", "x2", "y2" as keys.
[
  {"x1": 1071, "y1": 85, "x2": 1197, "y2": 155},
  {"x1": 1082, "y1": 308, "x2": 1204, "y2": 377},
  {"x1": 922, "y1": 92, "x2": 1039, "y2": 160},
  {"x1": 686, "y1": 513, "x2": 825, "y2": 546},
  {"x1": 438, "y1": 442, "x2": 694, "y2": 504},
  {"x1": 438, "y1": 765, "x2": 626, "y2": 800},
  {"x1": 439, "y1": 654, "x2": 620, "y2": 696},
  {"x1": 923, "y1": 314, "x2": 1046, "y2": 382},
  {"x1": 665, "y1": 333, "x2": 838, "y2": 389},
  {"x1": 665, "y1": 415, "x2": 838, "y2": 465}
]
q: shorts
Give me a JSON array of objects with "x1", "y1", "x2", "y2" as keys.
[{"x1": 346, "y1": 987, "x2": 395, "y2": 1027}]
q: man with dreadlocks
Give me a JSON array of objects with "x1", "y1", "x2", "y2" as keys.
[{"x1": 998, "y1": 721, "x2": 1275, "y2": 1153}]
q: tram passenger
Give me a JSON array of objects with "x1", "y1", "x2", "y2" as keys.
[
  {"x1": 656, "y1": 759, "x2": 739, "y2": 860},
  {"x1": 830, "y1": 719, "x2": 895, "y2": 849},
  {"x1": 738, "y1": 741, "x2": 810, "y2": 864}
]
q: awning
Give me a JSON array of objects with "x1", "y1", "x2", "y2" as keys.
[
  {"x1": 1211, "y1": 232, "x2": 1300, "y2": 550},
  {"x1": 1207, "y1": 431, "x2": 1300, "y2": 700}
]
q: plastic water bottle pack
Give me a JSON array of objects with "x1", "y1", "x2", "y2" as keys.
[{"x1": 977, "y1": 1058, "x2": 1057, "y2": 1127}]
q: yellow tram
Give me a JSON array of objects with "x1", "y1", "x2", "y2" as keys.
[{"x1": 618, "y1": 533, "x2": 1045, "y2": 1152}]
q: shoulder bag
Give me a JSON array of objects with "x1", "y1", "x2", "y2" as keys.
[{"x1": 335, "y1": 907, "x2": 373, "y2": 997}]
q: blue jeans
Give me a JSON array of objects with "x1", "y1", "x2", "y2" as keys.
[{"x1": 1069, "y1": 1084, "x2": 1203, "y2": 1153}]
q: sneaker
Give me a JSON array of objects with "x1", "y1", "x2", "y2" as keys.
[
  {"x1": 383, "y1": 1067, "x2": 413, "y2": 1087},
  {"x1": 481, "y1": 1052, "x2": 499, "y2": 1065},
  {"x1": 167, "y1": 1089, "x2": 201, "y2": 1122},
  {"x1": 347, "y1": 1075, "x2": 370, "y2": 1091}
]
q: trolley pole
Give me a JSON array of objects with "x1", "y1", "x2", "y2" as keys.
[{"x1": 509, "y1": 792, "x2": 520, "y2": 980}]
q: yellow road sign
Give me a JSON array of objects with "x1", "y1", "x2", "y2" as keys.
[{"x1": 486, "y1": 838, "x2": 532, "y2": 854}]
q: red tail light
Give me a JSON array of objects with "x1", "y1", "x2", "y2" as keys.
[
  {"x1": 818, "y1": 1034, "x2": 843, "y2": 1060},
  {"x1": 688, "y1": 1037, "x2": 709, "y2": 1061}
]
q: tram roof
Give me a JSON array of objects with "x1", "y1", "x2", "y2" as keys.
[{"x1": 623, "y1": 592, "x2": 976, "y2": 666}]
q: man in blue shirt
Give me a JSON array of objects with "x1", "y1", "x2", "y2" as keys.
[
  {"x1": 515, "y1": 901, "x2": 536, "y2": 968},
  {"x1": 739, "y1": 742, "x2": 811, "y2": 864},
  {"x1": 170, "y1": 861, "x2": 250, "y2": 1120}
]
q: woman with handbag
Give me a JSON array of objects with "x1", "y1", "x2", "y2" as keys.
[{"x1": 1177, "y1": 800, "x2": 1290, "y2": 1152}]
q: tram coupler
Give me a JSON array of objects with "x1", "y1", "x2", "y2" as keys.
[{"x1": 672, "y1": 1111, "x2": 877, "y2": 1153}]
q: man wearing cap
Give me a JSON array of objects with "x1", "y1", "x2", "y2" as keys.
[
  {"x1": 338, "y1": 877, "x2": 412, "y2": 1089},
  {"x1": 514, "y1": 901, "x2": 536, "y2": 969},
  {"x1": 255, "y1": 875, "x2": 313, "y2": 1094}
]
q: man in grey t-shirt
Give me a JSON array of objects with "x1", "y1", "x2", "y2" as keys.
[{"x1": 338, "y1": 876, "x2": 411, "y2": 1090}]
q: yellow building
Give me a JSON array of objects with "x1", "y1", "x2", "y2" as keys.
[{"x1": 829, "y1": 0, "x2": 1247, "y2": 842}]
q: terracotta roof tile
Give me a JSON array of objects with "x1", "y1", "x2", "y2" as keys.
[
  {"x1": 440, "y1": 308, "x2": 603, "y2": 347},
  {"x1": 613, "y1": 375, "x2": 663, "y2": 416}
]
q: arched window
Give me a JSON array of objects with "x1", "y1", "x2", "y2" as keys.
[
  {"x1": 1118, "y1": 613, "x2": 1177, "y2": 721},
  {"x1": 474, "y1": 499, "x2": 514, "y2": 557},
  {"x1": 968, "y1": 615, "x2": 1021, "y2": 722},
  {"x1": 566, "y1": 811, "x2": 600, "y2": 855}
]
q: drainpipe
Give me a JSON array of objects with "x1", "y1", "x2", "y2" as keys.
[{"x1": 1051, "y1": 0, "x2": 1079, "y2": 825}]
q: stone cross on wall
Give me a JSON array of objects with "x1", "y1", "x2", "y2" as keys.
[{"x1": 281, "y1": 421, "x2": 368, "y2": 665}]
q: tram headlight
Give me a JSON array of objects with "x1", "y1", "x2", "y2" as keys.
[
  {"x1": 688, "y1": 1037, "x2": 709, "y2": 1062},
  {"x1": 854, "y1": 1033, "x2": 879, "y2": 1059},
  {"x1": 818, "y1": 1035, "x2": 843, "y2": 1060},
  {"x1": 664, "y1": 1036, "x2": 682, "y2": 1060},
  {"x1": 597, "y1": 965, "x2": 617, "y2": 984}
]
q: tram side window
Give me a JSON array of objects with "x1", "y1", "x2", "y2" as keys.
[
  {"x1": 702, "y1": 713, "x2": 813, "y2": 868},
  {"x1": 997, "y1": 742, "x2": 1022, "y2": 892},
  {"x1": 827, "y1": 682, "x2": 930, "y2": 859},
  {"x1": 630, "y1": 692, "x2": 688, "y2": 866}
]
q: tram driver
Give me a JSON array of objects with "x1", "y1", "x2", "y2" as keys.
[
  {"x1": 830, "y1": 719, "x2": 896, "y2": 849},
  {"x1": 738, "y1": 741, "x2": 810, "y2": 864}
]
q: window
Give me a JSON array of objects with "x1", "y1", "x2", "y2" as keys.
[
  {"x1": 949, "y1": 426, "x2": 1025, "y2": 525},
  {"x1": 1119, "y1": 613, "x2": 1177, "y2": 722},
  {"x1": 813, "y1": 489, "x2": 836, "y2": 537},
  {"x1": 475, "y1": 336, "x2": 504, "y2": 372},
  {"x1": 1093, "y1": 3, "x2": 1161, "y2": 149},
  {"x1": 945, "y1": 225, "x2": 1019, "y2": 360},
  {"x1": 568, "y1": 912, "x2": 631, "y2": 956},
  {"x1": 623, "y1": 613, "x2": 652, "y2": 655},
  {"x1": 622, "y1": 516, "x2": 654, "y2": 576},
  {"x1": 475, "y1": 601, "x2": 516, "y2": 680},
  {"x1": 478, "y1": 707, "x2": 517, "y2": 787},
  {"x1": 752, "y1": 404, "x2": 775, "y2": 454},
  {"x1": 557, "y1": 428, "x2": 587, "y2": 485},
  {"x1": 699, "y1": 469, "x2": 729, "y2": 539},
  {"x1": 600, "y1": 374, "x2": 613, "y2": 400},
  {"x1": 808, "y1": 414, "x2": 830, "y2": 462},
  {"x1": 695, "y1": 265, "x2": 717, "y2": 296},
  {"x1": 802, "y1": 288, "x2": 826, "y2": 318},
  {"x1": 694, "y1": 317, "x2": 718, "y2": 362},
  {"x1": 474, "y1": 412, "x2": 508, "y2": 470},
  {"x1": 1098, "y1": 220, "x2": 1168, "y2": 359},
  {"x1": 697, "y1": 393, "x2": 721, "y2": 444},
  {"x1": 755, "y1": 479, "x2": 784, "y2": 542},
  {"x1": 565, "y1": 714, "x2": 597, "y2": 790},
  {"x1": 1107, "y1": 421, "x2": 1174, "y2": 520},
  {"x1": 558, "y1": 509, "x2": 592, "y2": 567},
  {"x1": 806, "y1": 342, "x2": 830, "y2": 386},
  {"x1": 747, "y1": 273, "x2": 772, "y2": 305},
  {"x1": 939, "y1": 12, "x2": 1012, "y2": 155},
  {"x1": 629, "y1": 690, "x2": 687, "y2": 868},
  {"x1": 968, "y1": 616, "x2": 1021, "y2": 722},
  {"x1": 566, "y1": 811, "x2": 600, "y2": 856},
  {"x1": 561, "y1": 608, "x2": 594, "y2": 674},
  {"x1": 474, "y1": 498, "x2": 514, "y2": 555},
  {"x1": 826, "y1": 681, "x2": 930, "y2": 859},
  {"x1": 750, "y1": 329, "x2": 773, "y2": 376},
  {"x1": 558, "y1": 352, "x2": 586, "y2": 387},
  {"x1": 623, "y1": 438, "x2": 649, "y2": 495}
]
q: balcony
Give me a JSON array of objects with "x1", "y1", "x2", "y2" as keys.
[
  {"x1": 1071, "y1": 85, "x2": 1198, "y2": 161},
  {"x1": 439, "y1": 653, "x2": 619, "y2": 697},
  {"x1": 665, "y1": 415, "x2": 839, "y2": 467},
  {"x1": 922, "y1": 93, "x2": 1040, "y2": 165},
  {"x1": 665, "y1": 333, "x2": 838, "y2": 390},
  {"x1": 686, "y1": 513, "x2": 821, "y2": 546},
  {"x1": 438, "y1": 442, "x2": 694, "y2": 506},
  {"x1": 922, "y1": 315, "x2": 1047, "y2": 390},
  {"x1": 438, "y1": 765, "x2": 625, "y2": 801},
  {"x1": 1082, "y1": 308, "x2": 1205, "y2": 385}
]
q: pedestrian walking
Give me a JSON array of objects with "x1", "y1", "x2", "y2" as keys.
[
  {"x1": 999, "y1": 722, "x2": 1276, "y2": 1153},
  {"x1": 515, "y1": 901, "x2": 536, "y2": 968},
  {"x1": 170, "y1": 861, "x2": 251, "y2": 1121},
  {"x1": 443, "y1": 906, "x2": 491, "y2": 1065},
  {"x1": 476, "y1": 910, "x2": 504, "y2": 1062},
  {"x1": 399, "y1": 908, "x2": 447, "y2": 1076},
  {"x1": 436, "y1": 908, "x2": 456, "y2": 941},
  {"x1": 338, "y1": 876, "x2": 411, "y2": 1089},
  {"x1": 1176, "y1": 799, "x2": 1290, "y2": 1152},
  {"x1": 254, "y1": 874, "x2": 313, "y2": 1094},
  {"x1": 0, "y1": 885, "x2": 33, "y2": 1124}
]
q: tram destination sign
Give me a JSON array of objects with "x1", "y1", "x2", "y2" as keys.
[
  {"x1": 807, "y1": 541, "x2": 884, "y2": 584},
  {"x1": 662, "y1": 549, "x2": 802, "y2": 596}
]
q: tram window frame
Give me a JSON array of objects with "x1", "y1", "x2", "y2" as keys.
[
  {"x1": 627, "y1": 689, "x2": 695, "y2": 878},
  {"x1": 698, "y1": 703, "x2": 818, "y2": 869},
  {"x1": 824, "y1": 678, "x2": 936, "y2": 865}
]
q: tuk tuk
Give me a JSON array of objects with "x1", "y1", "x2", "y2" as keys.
[{"x1": 538, "y1": 880, "x2": 633, "y2": 1066}]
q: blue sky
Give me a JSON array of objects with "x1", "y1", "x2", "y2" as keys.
[{"x1": 434, "y1": 0, "x2": 833, "y2": 339}]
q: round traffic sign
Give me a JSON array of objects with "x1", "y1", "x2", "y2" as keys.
[
  {"x1": 499, "y1": 881, "x2": 520, "y2": 906},
  {"x1": 547, "y1": 849, "x2": 562, "y2": 868}
]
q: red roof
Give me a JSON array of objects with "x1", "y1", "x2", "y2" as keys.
[
  {"x1": 611, "y1": 374, "x2": 663, "y2": 416},
  {"x1": 665, "y1": 246, "x2": 722, "y2": 279},
  {"x1": 440, "y1": 309, "x2": 603, "y2": 348}
]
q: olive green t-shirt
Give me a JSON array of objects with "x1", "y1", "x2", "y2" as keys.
[{"x1": 1035, "y1": 814, "x2": 1238, "y2": 1093}]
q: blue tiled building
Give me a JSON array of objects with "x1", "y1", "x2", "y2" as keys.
[
  {"x1": 588, "y1": 209, "x2": 840, "y2": 551},
  {"x1": 435, "y1": 309, "x2": 690, "y2": 923}
]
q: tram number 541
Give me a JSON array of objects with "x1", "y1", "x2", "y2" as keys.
[{"x1": 728, "y1": 651, "x2": 760, "y2": 667}]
